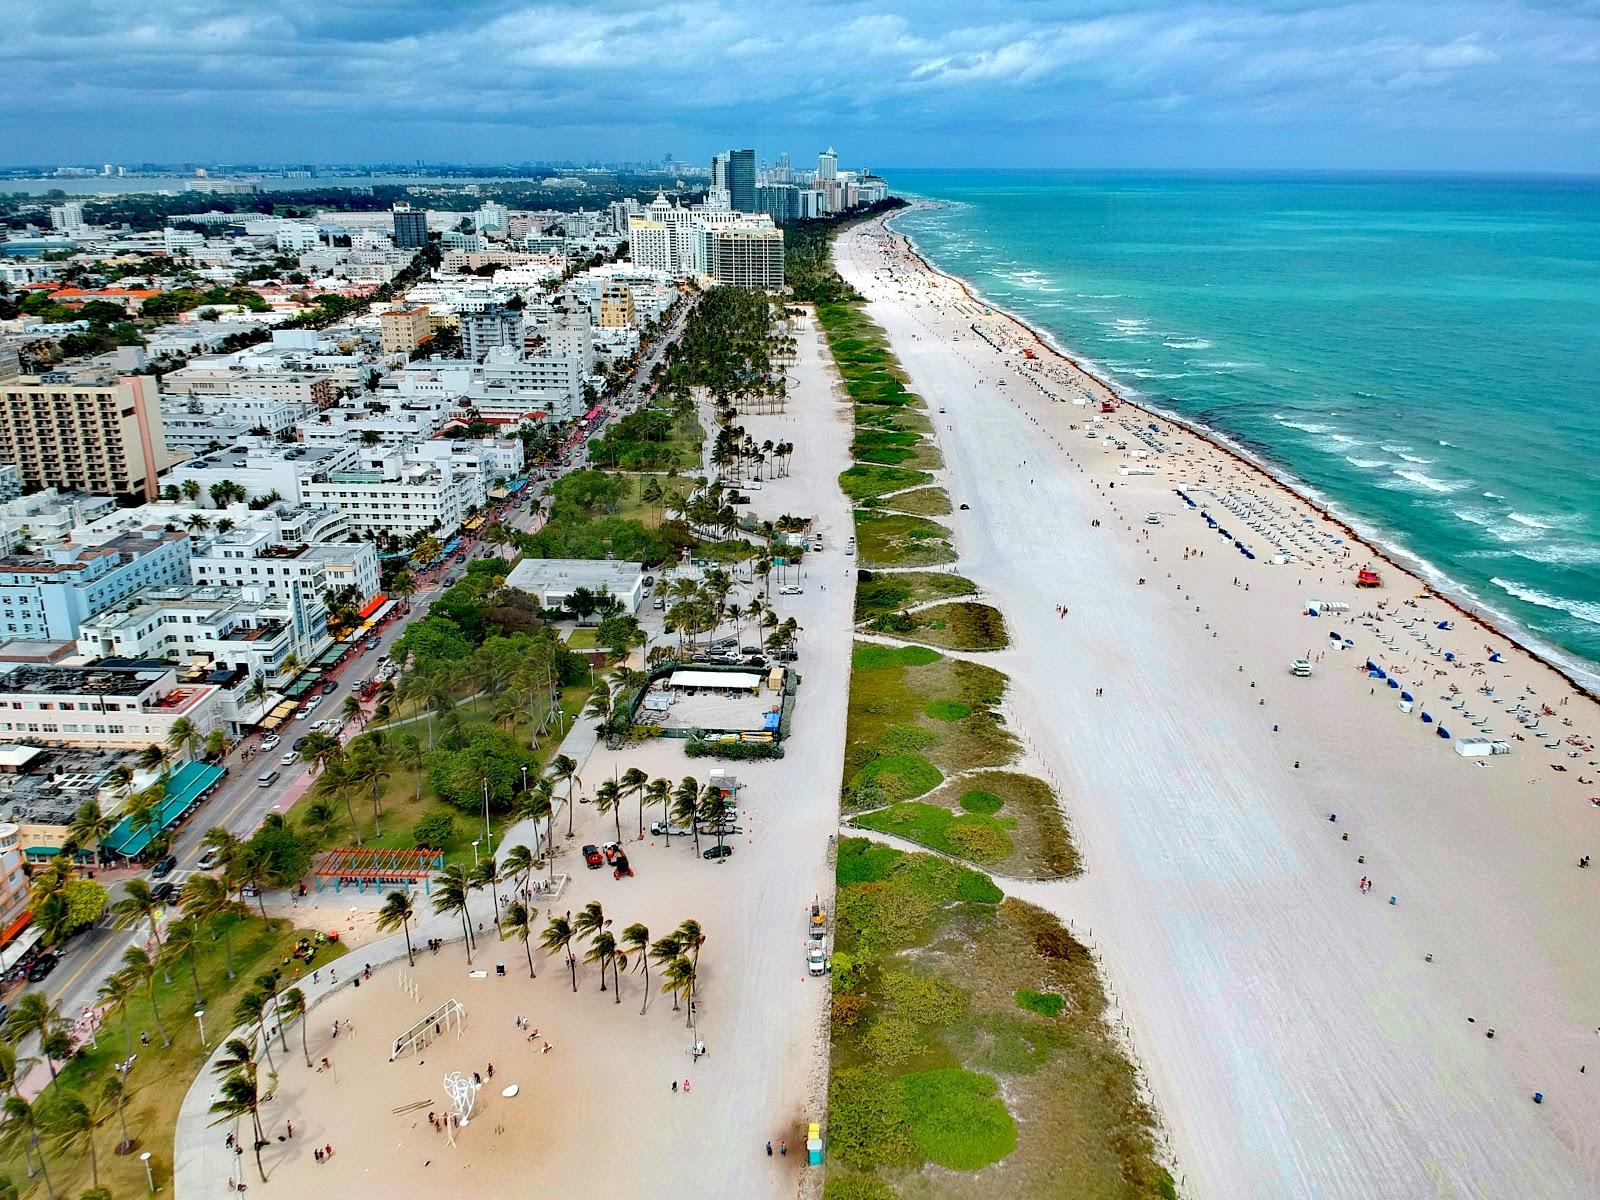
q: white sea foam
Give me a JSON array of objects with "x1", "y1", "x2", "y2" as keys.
[
  {"x1": 1329, "y1": 433, "x2": 1359, "y2": 445},
  {"x1": 1510, "y1": 542, "x2": 1600, "y2": 567},
  {"x1": 1391, "y1": 468, "x2": 1465, "y2": 494},
  {"x1": 1272, "y1": 414, "x2": 1333, "y2": 435},
  {"x1": 1198, "y1": 360, "x2": 1259, "y2": 370},
  {"x1": 1491, "y1": 578, "x2": 1600, "y2": 626},
  {"x1": 1482, "y1": 491, "x2": 1505, "y2": 500},
  {"x1": 1439, "y1": 440, "x2": 1456, "y2": 448},
  {"x1": 1345, "y1": 456, "x2": 1392, "y2": 469},
  {"x1": 1395, "y1": 451, "x2": 1434, "y2": 464},
  {"x1": 1163, "y1": 338, "x2": 1213, "y2": 350},
  {"x1": 1507, "y1": 511, "x2": 1582, "y2": 531},
  {"x1": 1451, "y1": 507, "x2": 1542, "y2": 543}
]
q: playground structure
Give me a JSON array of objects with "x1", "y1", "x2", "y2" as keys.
[
  {"x1": 442, "y1": 1070, "x2": 482, "y2": 1144},
  {"x1": 397, "y1": 969, "x2": 421, "y2": 1003},
  {"x1": 391, "y1": 997, "x2": 466, "y2": 1061},
  {"x1": 313, "y1": 847, "x2": 444, "y2": 894}
]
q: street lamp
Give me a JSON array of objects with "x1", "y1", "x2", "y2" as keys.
[
  {"x1": 481, "y1": 777, "x2": 492, "y2": 852},
  {"x1": 471, "y1": 839, "x2": 480, "y2": 866},
  {"x1": 194, "y1": 1009, "x2": 206, "y2": 1047},
  {"x1": 140, "y1": 1150, "x2": 154, "y2": 1193}
]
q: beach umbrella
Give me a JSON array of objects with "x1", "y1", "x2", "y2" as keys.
[
  {"x1": 1422, "y1": 712, "x2": 1433, "y2": 723},
  {"x1": 1388, "y1": 679, "x2": 1400, "y2": 689},
  {"x1": 1438, "y1": 727, "x2": 1450, "y2": 739}
]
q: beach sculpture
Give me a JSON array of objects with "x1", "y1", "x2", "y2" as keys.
[{"x1": 443, "y1": 1069, "x2": 481, "y2": 1144}]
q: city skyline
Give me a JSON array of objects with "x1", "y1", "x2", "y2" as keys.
[{"x1": 1, "y1": 1, "x2": 1597, "y2": 174}]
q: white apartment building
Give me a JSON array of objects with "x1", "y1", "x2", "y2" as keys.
[
  {"x1": 0, "y1": 490, "x2": 116, "y2": 550},
  {"x1": 275, "y1": 223, "x2": 323, "y2": 252},
  {"x1": 628, "y1": 194, "x2": 777, "y2": 279},
  {"x1": 163, "y1": 228, "x2": 206, "y2": 255},
  {"x1": 300, "y1": 457, "x2": 466, "y2": 540},
  {"x1": 160, "y1": 364, "x2": 336, "y2": 407},
  {"x1": 0, "y1": 664, "x2": 224, "y2": 750},
  {"x1": 164, "y1": 441, "x2": 360, "y2": 506},
  {"x1": 397, "y1": 348, "x2": 585, "y2": 423},
  {"x1": 77, "y1": 585, "x2": 328, "y2": 689},
  {"x1": 158, "y1": 393, "x2": 308, "y2": 452},
  {"x1": 0, "y1": 529, "x2": 191, "y2": 642},
  {"x1": 297, "y1": 396, "x2": 451, "y2": 448},
  {"x1": 49, "y1": 203, "x2": 85, "y2": 234}
]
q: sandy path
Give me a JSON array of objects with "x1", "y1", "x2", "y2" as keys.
[{"x1": 834, "y1": 219, "x2": 1600, "y2": 1199}]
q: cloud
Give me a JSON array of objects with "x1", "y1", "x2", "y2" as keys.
[{"x1": 0, "y1": 0, "x2": 1594, "y2": 170}]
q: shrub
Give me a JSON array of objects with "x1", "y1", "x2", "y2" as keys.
[
  {"x1": 959, "y1": 789, "x2": 1004, "y2": 814},
  {"x1": 853, "y1": 753, "x2": 942, "y2": 801},
  {"x1": 837, "y1": 837, "x2": 902, "y2": 885},
  {"x1": 831, "y1": 992, "x2": 870, "y2": 1030},
  {"x1": 924, "y1": 699, "x2": 971, "y2": 722},
  {"x1": 412, "y1": 811, "x2": 455, "y2": 850},
  {"x1": 880, "y1": 969, "x2": 968, "y2": 1026},
  {"x1": 900, "y1": 1068, "x2": 1017, "y2": 1170},
  {"x1": 851, "y1": 643, "x2": 940, "y2": 671},
  {"x1": 823, "y1": 1176, "x2": 899, "y2": 1200},
  {"x1": 684, "y1": 739, "x2": 784, "y2": 760},
  {"x1": 829, "y1": 1065, "x2": 915, "y2": 1169},
  {"x1": 1015, "y1": 987, "x2": 1066, "y2": 1018}
]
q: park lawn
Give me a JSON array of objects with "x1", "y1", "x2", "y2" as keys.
[
  {"x1": 839, "y1": 464, "x2": 933, "y2": 502},
  {"x1": 588, "y1": 401, "x2": 705, "y2": 471},
  {"x1": 295, "y1": 686, "x2": 588, "y2": 872},
  {"x1": 844, "y1": 643, "x2": 1015, "y2": 805},
  {"x1": 867, "y1": 601, "x2": 1009, "y2": 652},
  {"x1": 603, "y1": 472, "x2": 691, "y2": 528},
  {"x1": 853, "y1": 443, "x2": 944, "y2": 472},
  {"x1": 566, "y1": 627, "x2": 598, "y2": 649},
  {"x1": 0, "y1": 914, "x2": 349, "y2": 1200},
  {"x1": 877, "y1": 487, "x2": 952, "y2": 518},
  {"x1": 854, "y1": 771, "x2": 1080, "y2": 881},
  {"x1": 854, "y1": 512, "x2": 956, "y2": 569},
  {"x1": 856, "y1": 406, "x2": 934, "y2": 437},
  {"x1": 825, "y1": 839, "x2": 1173, "y2": 1200},
  {"x1": 854, "y1": 571, "x2": 977, "y2": 623}
]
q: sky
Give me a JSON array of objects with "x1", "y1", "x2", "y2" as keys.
[{"x1": 2, "y1": 0, "x2": 1598, "y2": 173}]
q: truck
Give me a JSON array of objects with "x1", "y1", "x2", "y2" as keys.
[{"x1": 808, "y1": 900, "x2": 828, "y2": 943}]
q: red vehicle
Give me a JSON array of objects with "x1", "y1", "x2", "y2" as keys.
[
  {"x1": 612, "y1": 852, "x2": 633, "y2": 880},
  {"x1": 582, "y1": 844, "x2": 604, "y2": 870}
]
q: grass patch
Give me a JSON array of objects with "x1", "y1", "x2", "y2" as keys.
[
  {"x1": 960, "y1": 789, "x2": 1004, "y2": 814},
  {"x1": 845, "y1": 642, "x2": 1016, "y2": 807},
  {"x1": 827, "y1": 836, "x2": 1171, "y2": 1199},
  {"x1": 839, "y1": 463, "x2": 933, "y2": 501},
  {"x1": 856, "y1": 406, "x2": 933, "y2": 436},
  {"x1": 1016, "y1": 987, "x2": 1067, "y2": 1018},
  {"x1": 566, "y1": 626, "x2": 598, "y2": 649},
  {"x1": 854, "y1": 511, "x2": 956, "y2": 568},
  {"x1": 854, "y1": 801, "x2": 1015, "y2": 864},
  {"x1": 855, "y1": 571, "x2": 978, "y2": 623},
  {"x1": 872, "y1": 601, "x2": 1010, "y2": 652},
  {"x1": 902, "y1": 1068, "x2": 1019, "y2": 1169},
  {"x1": 0, "y1": 916, "x2": 349, "y2": 1198},
  {"x1": 879, "y1": 487, "x2": 952, "y2": 517},
  {"x1": 925, "y1": 699, "x2": 971, "y2": 722},
  {"x1": 920, "y1": 771, "x2": 1080, "y2": 880}
]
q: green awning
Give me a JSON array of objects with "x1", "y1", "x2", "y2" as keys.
[{"x1": 102, "y1": 761, "x2": 226, "y2": 859}]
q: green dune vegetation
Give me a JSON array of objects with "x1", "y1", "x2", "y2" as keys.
[{"x1": 820, "y1": 223, "x2": 1171, "y2": 1197}]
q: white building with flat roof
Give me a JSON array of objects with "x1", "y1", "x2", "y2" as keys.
[
  {"x1": 0, "y1": 663, "x2": 224, "y2": 749},
  {"x1": 503, "y1": 559, "x2": 644, "y2": 614},
  {"x1": 164, "y1": 441, "x2": 360, "y2": 506},
  {"x1": 300, "y1": 458, "x2": 466, "y2": 541}
]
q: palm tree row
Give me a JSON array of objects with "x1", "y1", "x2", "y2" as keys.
[{"x1": 528, "y1": 901, "x2": 705, "y2": 1020}]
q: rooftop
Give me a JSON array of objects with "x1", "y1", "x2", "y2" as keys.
[
  {"x1": 504, "y1": 558, "x2": 644, "y2": 594},
  {"x1": 0, "y1": 662, "x2": 171, "y2": 698}
]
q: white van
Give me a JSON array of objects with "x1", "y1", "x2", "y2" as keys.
[
  {"x1": 1289, "y1": 660, "x2": 1313, "y2": 678},
  {"x1": 256, "y1": 769, "x2": 280, "y2": 788}
]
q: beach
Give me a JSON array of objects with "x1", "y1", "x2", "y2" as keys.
[{"x1": 833, "y1": 211, "x2": 1600, "y2": 1197}]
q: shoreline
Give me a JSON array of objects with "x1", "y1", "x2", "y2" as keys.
[{"x1": 878, "y1": 202, "x2": 1600, "y2": 703}]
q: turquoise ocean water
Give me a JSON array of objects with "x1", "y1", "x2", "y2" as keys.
[{"x1": 886, "y1": 170, "x2": 1600, "y2": 685}]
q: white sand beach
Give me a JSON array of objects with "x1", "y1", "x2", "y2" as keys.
[{"x1": 834, "y1": 213, "x2": 1600, "y2": 1198}]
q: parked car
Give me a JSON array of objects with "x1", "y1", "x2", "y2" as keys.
[
  {"x1": 305, "y1": 696, "x2": 323, "y2": 712},
  {"x1": 739, "y1": 646, "x2": 762, "y2": 656},
  {"x1": 807, "y1": 944, "x2": 829, "y2": 976},
  {"x1": 26, "y1": 953, "x2": 59, "y2": 983},
  {"x1": 150, "y1": 854, "x2": 177, "y2": 879},
  {"x1": 196, "y1": 847, "x2": 222, "y2": 871},
  {"x1": 779, "y1": 585, "x2": 803, "y2": 596},
  {"x1": 582, "y1": 844, "x2": 604, "y2": 870},
  {"x1": 741, "y1": 656, "x2": 768, "y2": 670},
  {"x1": 150, "y1": 881, "x2": 178, "y2": 904},
  {"x1": 649, "y1": 820, "x2": 694, "y2": 838},
  {"x1": 321, "y1": 680, "x2": 338, "y2": 695},
  {"x1": 772, "y1": 647, "x2": 798, "y2": 663},
  {"x1": 702, "y1": 845, "x2": 734, "y2": 861},
  {"x1": 294, "y1": 706, "x2": 311, "y2": 721},
  {"x1": 261, "y1": 733, "x2": 281, "y2": 751}
]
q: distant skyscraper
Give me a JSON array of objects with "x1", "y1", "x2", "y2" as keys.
[
  {"x1": 818, "y1": 147, "x2": 838, "y2": 181},
  {"x1": 49, "y1": 203, "x2": 85, "y2": 234},
  {"x1": 728, "y1": 149, "x2": 756, "y2": 214},
  {"x1": 392, "y1": 205, "x2": 428, "y2": 249},
  {"x1": 710, "y1": 152, "x2": 729, "y2": 192}
]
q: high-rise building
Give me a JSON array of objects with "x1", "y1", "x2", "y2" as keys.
[
  {"x1": 707, "y1": 227, "x2": 785, "y2": 290},
  {"x1": 461, "y1": 306, "x2": 526, "y2": 363},
  {"x1": 757, "y1": 184, "x2": 799, "y2": 224},
  {"x1": 0, "y1": 372, "x2": 176, "y2": 501},
  {"x1": 598, "y1": 283, "x2": 636, "y2": 329},
  {"x1": 818, "y1": 147, "x2": 838, "y2": 182},
  {"x1": 48, "y1": 203, "x2": 85, "y2": 234},
  {"x1": 392, "y1": 205, "x2": 428, "y2": 249},
  {"x1": 728, "y1": 149, "x2": 757, "y2": 214},
  {"x1": 378, "y1": 308, "x2": 435, "y2": 356},
  {"x1": 711, "y1": 152, "x2": 730, "y2": 192}
]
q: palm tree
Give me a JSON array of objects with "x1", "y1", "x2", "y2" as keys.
[
  {"x1": 2, "y1": 1096, "x2": 55, "y2": 1199},
  {"x1": 158, "y1": 917, "x2": 206, "y2": 1007},
  {"x1": 672, "y1": 777, "x2": 702, "y2": 853},
  {"x1": 209, "y1": 1067, "x2": 268, "y2": 1182},
  {"x1": 584, "y1": 930, "x2": 618, "y2": 997},
  {"x1": 501, "y1": 844, "x2": 534, "y2": 901},
  {"x1": 121, "y1": 946, "x2": 171, "y2": 1047},
  {"x1": 342, "y1": 694, "x2": 364, "y2": 729},
  {"x1": 65, "y1": 799, "x2": 114, "y2": 866},
  {"x1": 472, "y1": 855, "x2": 501, "y2": 917},
  {"x1": 280, "y1": 987, "x2": 310, "y2": 1068},
  {"x1": 376, "y1": 890, "x2": 417, "y2": 967},
  {"x1": 4, "y1": 995, "x2": 64, "y2": 1090},
  {"x1": 136, "y1": 743, "x2": 169, "y2": 776},
  {"x1": 515, "y1": 780, "x2": 555, "y2": 863},
  {"x1": 96, "y1": 971, "x2": 139, "y2": 1062},
  {"x1": 646, "y1": 777, "x2": 672, "y2": 844},
  {"x1": 181, "y1": 871, "x2": 240, "y2": 977},
  {"x1": 232, "y1": 990, "x2": 276, "y2": 1071},
  {"x1": 648, "y1": 933, "x2": 684, "y2": 1009},
  {"x1": 303, "y1": 800, "x2": 339, "y2": 847},
  {"x1": 391, "y1": 570, "x2": 417, "y2": 613},
  {"x1": 620, "y1": 767, "x2": 649, "y2": 838},
  {"x1": 167, "y1": 716, "x2": 202, "y2": 763},
  {"x1": 662, "y1": 955, "x2": 697, "y2": 1024},
  {"x1": 244, "y1": 672, "x2": 270, "y2": 710},
  {"x1": 499, "y1": 901, "x2": 538, "y2": 978},
  {"x1": 432, "y1": 864, "x2": 476, "y2": 963},
  {"x1": 255, "y1": 969, "x2": 289, "y2": 1056},
  {"x1": 549, "y1": 755, "x2": 580, "y2": 837},
  {"x1": 573, "y1": 899, "x2": 608, "y2": 946},
  {"x1": 48, "y1": 1093, "x2": 99, "y2": 1189},
  {"x1": 593, "y1": 778, "x2": 623, "y2": 845},
  {"x1": 620, "y1": 923, "x2": 651, "y2": 1014},
  {"x1": 101, "y1": 1073, "x2": 134, "y2": 1156},
  {"x1": 539, "y1": 913, "x2": 578, "y2": 991},
  {"x1": 393, "y1": 733, "x2": 425, "y2": 801}
]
